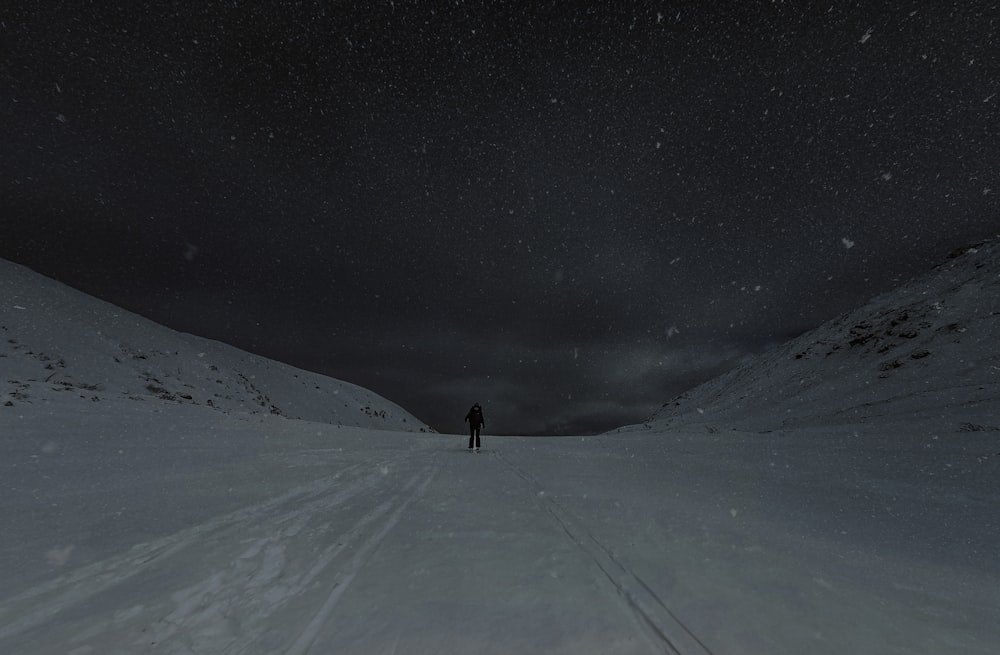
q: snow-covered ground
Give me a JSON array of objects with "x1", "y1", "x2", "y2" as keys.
[
  {"x1": 3, "y1": 415, "x2": 998, "y2": 654},
  {"x1": 2, "y1": 245, "x2": 999, "y2": 654}
]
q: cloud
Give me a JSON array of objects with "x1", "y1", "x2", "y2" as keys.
[{"x1": 320, "y1": 321, "x2": 751, "y2": 435}]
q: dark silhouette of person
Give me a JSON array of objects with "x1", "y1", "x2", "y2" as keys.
[{"x1": 465, "y1": 402, "x2": 485, "y2": 451}]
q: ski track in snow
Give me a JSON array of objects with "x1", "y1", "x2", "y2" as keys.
[
  {"x1": 286, "y1": 465, "x2": 437, "y2": 655},
  {"x1": 4, "y1": 432, "x2": 999, "y2": 653},
  {"x1": 0, "y1": 450, "x2": 439, "y2": 654},
  {"x1": 494, "y1": 451, "x2": 714, "y2": 655}
]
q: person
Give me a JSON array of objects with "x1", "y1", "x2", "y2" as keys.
[{"x1": 465, "y1": 402, "x2": 485, "y2": 451}]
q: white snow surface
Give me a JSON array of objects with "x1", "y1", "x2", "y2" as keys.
[
  {"x1": 2, "y1": 250, "x2": 999, "y2": 654},
  {"x1": 635, "y1": 240, "x2": 1000, "y2": 435},
  {"x1": 0, "y1": 258, "x2": 427, "y2": 431}
]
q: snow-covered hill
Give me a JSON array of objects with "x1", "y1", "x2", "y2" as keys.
[
  {"x1": 637, "y1": 240, "x2": 1000, "y2": 433},
  {"x1": 0, "y1": 258, "x2": 429, "y2": 431}
]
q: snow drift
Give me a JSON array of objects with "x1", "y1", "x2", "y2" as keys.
[{"x1": 638, "y1": 240, "x2": 1000, "y2": 433}]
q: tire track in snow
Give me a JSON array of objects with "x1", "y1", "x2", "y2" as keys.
[{"x1": 495, "y1": 451, "x2": 716, "y2": 655}]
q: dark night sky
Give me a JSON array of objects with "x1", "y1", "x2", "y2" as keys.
[{"x1": 2, "y1": 2, "x2": 998, "y2": 434}]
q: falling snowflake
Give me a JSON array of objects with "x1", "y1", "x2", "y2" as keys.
[
  {"x1": 46, "y1": 545, "x2": 74, "y2": 566},
  {"x1": 860, "y1": 28, "x2": 873, "y2": 44},
  {"x1": 842, "y1": 238, "x2": 855, "y2": 249}
]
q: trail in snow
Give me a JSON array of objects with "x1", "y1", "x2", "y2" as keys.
[
  {"x1": 0, "y1": 445, "x2": 440, "y2": 654},
  {"x1": 495, "y1": 450, "x2": 714, "y2": 655},
  {"x1": 2, "y1": 427, "x2": 998, "y2": 654},
  {"x1": 1, "y1": 435, "x2": 697, "y2": 655},
  {"x1": 286, "y1": 465, "x2": 438, "y2": 655}
]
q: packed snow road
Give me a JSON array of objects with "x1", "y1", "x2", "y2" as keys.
[{"x1": 2, "y1": 411, "x2": 998, "y2": 654}]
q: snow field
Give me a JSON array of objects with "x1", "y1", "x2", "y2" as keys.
[{"x1": 3, "y1": 406, "x2": 998, "y2": 654}]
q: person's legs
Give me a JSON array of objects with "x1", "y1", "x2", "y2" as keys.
[
  {"x1": 474, "y1": 427, "x2": 481, "y2": 449},
  {"x1": 469, "y1": 425, "x2": 476, "y2": 449}
]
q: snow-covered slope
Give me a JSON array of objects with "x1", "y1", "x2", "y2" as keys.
[
  {"x1": 637, "y1": 240, "x2": 1000, "y2": 433},
  {"x1": 0, "y1": 258, "x2": 429, "y2": 431}
]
